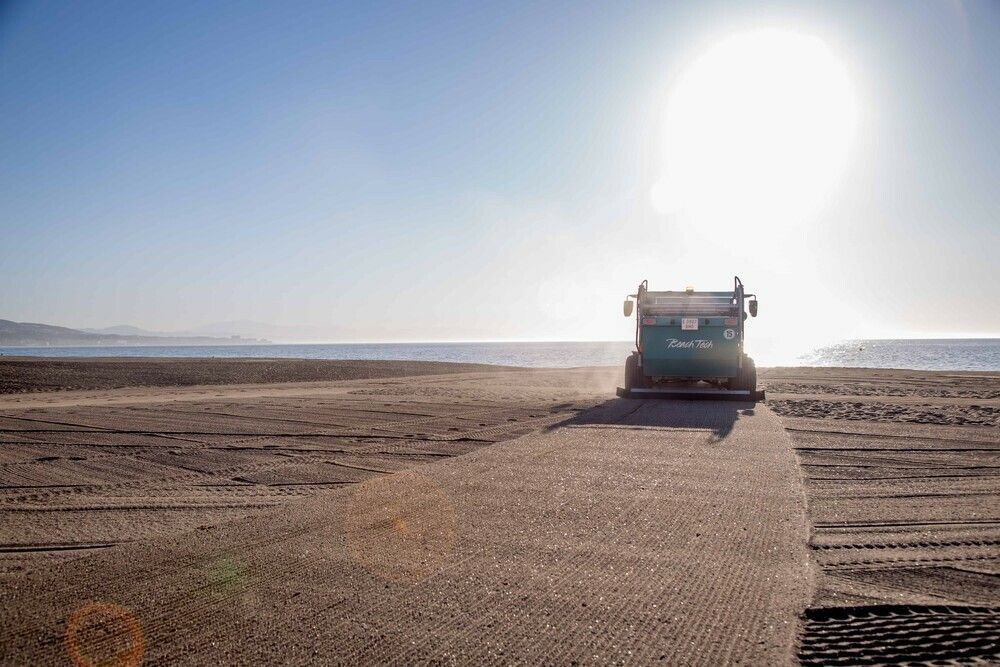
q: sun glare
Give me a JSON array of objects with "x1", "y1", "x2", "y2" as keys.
[{"x1": 651, "y1": 29, "x2": 858, "y2": 228}]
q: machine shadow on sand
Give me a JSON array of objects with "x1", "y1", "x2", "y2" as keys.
[{"x1": 550, "y1": 397, "x2": 759, "y2": 441}]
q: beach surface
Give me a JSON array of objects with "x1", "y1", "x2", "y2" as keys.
[{"x1": 0, "y1": 359, "x2": 996, "y2": 664}]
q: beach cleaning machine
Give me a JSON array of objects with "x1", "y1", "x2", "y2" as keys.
[{"x1": 617, "y1": 276, "x2": 763, "y2": 400}]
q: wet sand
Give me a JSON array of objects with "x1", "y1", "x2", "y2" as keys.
[
  {"x1": 0, "y1": 360, "x2": 997, "y2": 664},
  {"x1": 0, "y1": 357, "x2": 503, "y2": 394}
]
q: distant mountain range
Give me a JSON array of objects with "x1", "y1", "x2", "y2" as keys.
[
  {"x1": 0, "y1": 320, "x2": 269, "y2": 347},
  {"x1": 172, "y1": 321, "x2": 335, "y2": 341},
  {"x1": 83, "y1": 321, "x2": 337, "y2": 342}
]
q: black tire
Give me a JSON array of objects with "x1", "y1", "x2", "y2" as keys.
[
  {"x1": 744, "y1": 355, "x2": 757, "y2": 395},
  {"x1": 728, "y1": 354, "x2": 757, "y2": 393},
  {"x1": 624, "y1": 353, "x2": 640, "y2": 390}
]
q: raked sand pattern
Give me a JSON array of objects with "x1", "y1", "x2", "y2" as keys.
[{"x1": 0, "y1": 359, "x2": 996, "y2": 664}]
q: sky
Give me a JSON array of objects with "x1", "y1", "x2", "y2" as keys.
[{"x1": 1, "y1": 1, "x2": 997, "y2": 357}]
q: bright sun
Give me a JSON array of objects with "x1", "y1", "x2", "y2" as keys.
[{"x1": 651, "y1": 29, "x2": 858, "y2": 227}]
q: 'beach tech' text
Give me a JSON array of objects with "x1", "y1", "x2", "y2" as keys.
[{"x1": 664, "y1": 338, "x2": 714, "y2": 349}]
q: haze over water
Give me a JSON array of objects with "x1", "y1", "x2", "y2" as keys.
[{"x1": 3, "y1": 339, "x2": 997, "y2": 372}]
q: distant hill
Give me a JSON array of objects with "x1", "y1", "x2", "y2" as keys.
[
  {"x1": 81, "y1": 321, "x2": 328, "y2": 342},
  {"x1": 183, "y1": 320, "x2": 334, "y2": 342},
  {"x1": 0, "y1": 320, "x2": 105, "y2": 346},
  {"x1": 0, "y1": 320, "x2": 268, "y2": 347},
  {"x1": 80, "y1": 325, "x2": 165, "y2": 336}
]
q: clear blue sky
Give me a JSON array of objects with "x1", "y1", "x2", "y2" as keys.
[{"x1": 1, "y1": 1, "x2": 997, "y2": 353}]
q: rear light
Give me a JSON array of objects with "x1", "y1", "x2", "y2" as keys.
[
  {"x1": 724, "y1": 317, "x2": 738, "y2": 325},
  {"x1": 642, "y1": 317, "x2": 657, "y2": 325}
]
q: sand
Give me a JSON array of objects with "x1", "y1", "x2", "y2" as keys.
[
  {"x1": 762, "y1": 366, "x2": 1000, "y2": 664},
  {"x1": 0, "y1": 357, "x2": 504, "y2": 394},
  {"x1": 0, "y1": 359, "x2": 996, "y2": 664}
]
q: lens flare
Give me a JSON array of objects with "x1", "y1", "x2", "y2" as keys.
[
  {"x1": 65, "y1": 602, "x2": 144, "y2": 667},
  {"x1": 345, "y1": 471, "x2": 457, "y2": 583},
  {"x1": 202, "y1": 556, "x2": 250, "y2": 598}
]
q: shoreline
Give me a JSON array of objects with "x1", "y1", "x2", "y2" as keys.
[
  {"x1": 4, "y1": 338, "x2": 999, "y2": 375},
  {"x1": 1, "y1": 356, "x2": 997, "y2": 396}
]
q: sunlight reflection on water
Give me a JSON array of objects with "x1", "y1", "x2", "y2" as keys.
[{"x1": 2, "y1": 339, "x2": 997, "y2": 371}]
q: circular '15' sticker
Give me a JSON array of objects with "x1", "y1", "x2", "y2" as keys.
[{"x1": 723, "y1": 329, "x2": 736, "y2": 340}]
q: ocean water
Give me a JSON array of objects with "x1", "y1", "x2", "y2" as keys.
[
  {"x1": 795, "y1": 338, "x2": 1000, "y2": 372},
  {"x1": 0, "y1": 342, "x2": 633, "y2": 369},
  {"x1": 2, "y1": 339, "x2": 998, "y2": 371}
]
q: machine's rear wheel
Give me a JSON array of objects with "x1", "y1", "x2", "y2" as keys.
[
  {"x1": 729, "y1": 354, "x2": 757, "y2": 394},
  {"x1": 744, "y1": 355, "x2": 757, "y2": 395},
  {"x1": 624, "y1": 353, "x2": 642, "y2": 390}
]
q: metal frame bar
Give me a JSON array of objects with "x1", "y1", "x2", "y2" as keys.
[{"x1": 616, "y1": 387, "x2": 765, "y2": 401}]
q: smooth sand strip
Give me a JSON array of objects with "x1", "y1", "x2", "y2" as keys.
[{"x1": 2, "y1": 399, "x2": 811, "y2": 664}]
